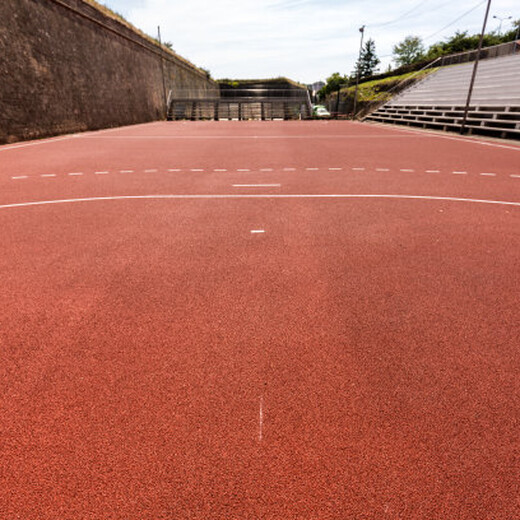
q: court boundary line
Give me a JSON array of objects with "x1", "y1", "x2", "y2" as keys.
[
  {"x1": 366, "y1": 121, "x2": 520, "y2": 152},
  {"x1": 1, "y1": 193, "x2": 520, "y2": 211}
]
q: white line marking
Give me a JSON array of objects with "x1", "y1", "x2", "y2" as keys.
[
  {"x1": 259, "y1": 397, "x2": 264, "y2": 442},
  {"x1": 283, "y1": 167, "x2": 296, "y2": 171},
  {"x1": 0, "y1": 135, "x2": 75, "y2": 152},
  {"x1": 11, "y1": 175, "x2": 28, "y2": 180},
  {"x1": 452, "y1": 171, "x2": 467, "y2": 174},
  {"x1": 214, "y1": 169, "x2": 227, "y2": 172},
  {"x1": 2, "y1": 194, "x2": 520, "y2": 212},
  {"x1": 510, "y1": 174, "x2": 520, "y2": 179},
  {"x1": 376, "y1": 168, "x2": 390, "y2": 172},
  {"x1": 260, "y1": 168, "x2": 274, "y2": 172},
  {"x1": 237, "y1": 169, "x2": 251, "y2": 172},
  {"x1": 191, "y1": 169, "x2": 204, "y2": 172},
  {"x1": 78, "y1": 134, "x2": 435, "y2": 141},
  {"x1": 95, "y1": 171, "x2": 109, "y2": 175},
  {"x1": 41, "y1": 174, "x2": 57, "y2": 178},
  {"x1": 425, "y1": 170, "x2": 440, "y2": 173},
  {"x1": 400, "y1": 169, "x2": 415, "y2": 172},
  {"x1": 306, "y1": 167, "x2": 319, "y2": 171},
  {"x1": 168, "y1": 169, "x2": 182, "y2": 172},
  {"x1": 480, "y1": 172, "x2": 497, "y2": 177},
  {"x1": 251, "y1": 230, "x2": 265, "y2": 234},
  {"x1": 329, "y1": 167, "x2": 343, "y2": 171},
  {"x1": 368, "y1": 121, "x2": 520, "y2": 152},
  {"x1": 68, "y1": 172, "x2": 83, "y2": 176},
  {"x1": 352, "y1": 167, "x2": 365, "y2": 171},
  {"x1": 120, "y1": 170, "x2": 134, "y2": 173},
  {"x1": 144, "y1": 169, "x2": 158, "y2": 173},
  {"x1": 233, "y1": 184, "x2": 281, "y2": 188}
]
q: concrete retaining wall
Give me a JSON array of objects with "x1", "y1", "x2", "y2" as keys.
[{"x1": 0, "y1": 0, "x2": 216, "y2": 144}]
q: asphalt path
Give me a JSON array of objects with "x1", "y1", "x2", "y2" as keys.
[{"x1": 0, "y1": 121, "x2": 519, "y2": 519}]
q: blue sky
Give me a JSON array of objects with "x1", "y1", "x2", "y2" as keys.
[{"x1": 101, "y1": 0, "x2": 519, "y2": 83}]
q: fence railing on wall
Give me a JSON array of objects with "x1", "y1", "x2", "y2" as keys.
[{"x1": 437, "y1": 40, "x2": 519, "y2": 67}]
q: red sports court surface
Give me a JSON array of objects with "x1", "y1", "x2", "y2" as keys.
[{"x1": 0, "y1": 121, "x2": 519, "y2": 519}]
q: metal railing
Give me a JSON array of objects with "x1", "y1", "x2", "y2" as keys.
[{"x1": 437, "y1": 40, "x2": 520, "y2": 67}]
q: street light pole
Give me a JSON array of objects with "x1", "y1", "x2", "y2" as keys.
[
  {"x1": 460, "y1": 0, "x2": 492, "y2": 135},
  {"x1": 492, "y1": 14, "x2": 512, "y2": 35},
  {"x1": 352, "y1": 25, "x2": 365, "y2": 119}
]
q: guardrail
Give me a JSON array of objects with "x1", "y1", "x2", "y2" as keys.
[{"x1": 437, "y1": 40, "x2": 520, "y2": 67}]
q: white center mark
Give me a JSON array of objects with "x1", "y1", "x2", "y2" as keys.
[{"x1": 259, "y1": 396, "x2": 264, "y2": 442}]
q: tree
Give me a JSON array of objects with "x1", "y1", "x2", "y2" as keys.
[
  {"x1": 356, "y1": 38, "x2": 380, "y2": 79},
  {"x1": 393, "y1": 36, "x2": 425, "y2": 66},
  {"x1": 318, "y1": 72, "x2": 350, "y2": 97},
  {"x1": 425, "y1": 30, "x2": 503, "y2": 60},
  {"x1": 503, "y1": 19, "x2": 519, "y2": 42}
]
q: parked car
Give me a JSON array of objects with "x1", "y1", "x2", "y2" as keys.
[{"x1": 313, "y1": 105, "x2": 331, "y2": 118}]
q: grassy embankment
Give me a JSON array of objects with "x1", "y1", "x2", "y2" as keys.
[{"x1": 330, "y1": 68, "x2": 438, "y2": 118}]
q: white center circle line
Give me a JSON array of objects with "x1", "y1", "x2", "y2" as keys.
[{"x1": 1, "y1": 194, "x2": 520, "y2": 211}]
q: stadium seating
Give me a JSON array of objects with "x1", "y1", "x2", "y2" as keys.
[{"x1": 365, "y1": 51, "x2": 520, "y2": 138}]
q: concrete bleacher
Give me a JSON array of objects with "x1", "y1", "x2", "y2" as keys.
[{"x1": 365, "y1": 51, "x2": 520, "y2": 139}]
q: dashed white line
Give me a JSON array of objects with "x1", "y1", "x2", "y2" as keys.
[
  {"x1": 68, "y1": 172, "x2": 83, "y2": 176},
  {"x1": 95, "y1": 171, "x2": 109, "y2": 175},
  {"x1": 306, "y1": 167, "x2": 319, "y2": 171},
  {"x1": 168, "y1": 169, "x2": 182, "y2": 172},
  {"x1": 214, "y1": 169, "x2": 228, "y2": 172},
  {"x1": 480, "y1": 172, "x2": 497, "y2": 177},
  {"x1": 283, "y1": 167, "x2": 296, "y2": 171},
  {"x1": 251, "y1": 230, "x2": 265, "y2": 234},
  {"x1": 452, "y1": 171, "x2": 468, "y2": 175},
  {"x1": 120, "y1": 169, "x2": 134, "y2": 173},
  {"x1": 510, "y1": 174, "x2": 520, "y2": 179},
  {"x1": 376, "y1": 168, "x2": 390, "y2": 172},
  {"x1": 144, "y1": 169, "x2": 158, "y2": 173},
  {"x1": 329, "y1": 167, "x2": 343, "y2": 171},
  {"x1": 237, "y1": 169, "x2": 251, "y2": 172},
  {"x1": 425, "y1": 170, "x2": 440, "y2": 173},
  {"x1": 41, "y1": 174, "x2": 57, "y2": 178},
  {"x1": 400, "y1": 169, "x2": 415, "y2": 172},
  {"x1": 352, "y1": 167, "x2": 365, "y2": 171},
  {"x1": 260, "y1": 168, "x2": 274, "y2": 172},
  {"x1": 191, "y1": 169, "x2": 204, "y2": 172},
  {"x1": 11, "y1": 175, "x2": 28, "y2": 180}
]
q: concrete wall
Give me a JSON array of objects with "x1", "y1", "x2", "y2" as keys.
[{"x1": 0, "y1": 0, "x2": 217, "y2": 144}]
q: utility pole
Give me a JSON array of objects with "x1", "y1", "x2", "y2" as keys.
[
  {"x1": 514, "y1": 20, "x2": 520, "y2": 54},
  {"x1": 460, "y1": 0, "x2": 492, "y2": 135},
  {"x1": 352, "y1": 25, "x2": 365, "y2": 119},
  {"x1": 157, "y1": 26, "x2": 168, "y2": 119}
]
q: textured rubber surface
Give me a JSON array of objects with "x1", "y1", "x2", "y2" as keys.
[{"x1": 0, "y1": 121, "x2": 519, "y2": 519}]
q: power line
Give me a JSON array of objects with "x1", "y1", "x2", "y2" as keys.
[
  {"x1": 369, "y1": 0, "x2": 431, "y2": 28},
  {"x1": 423, "y1": 0, "x2": 487, "y2": 41},
  {"x1": 375, "y1": 1, "x2": 488, "y2": 61}
]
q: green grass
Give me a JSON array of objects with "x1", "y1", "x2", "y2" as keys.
[{"x1": 341, "y1": 68, "x2": 437, "y2": 103}]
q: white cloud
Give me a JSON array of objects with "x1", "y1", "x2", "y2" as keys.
[{"x1": 104, "y1": 0, "x2": 520, "y2": 83}]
